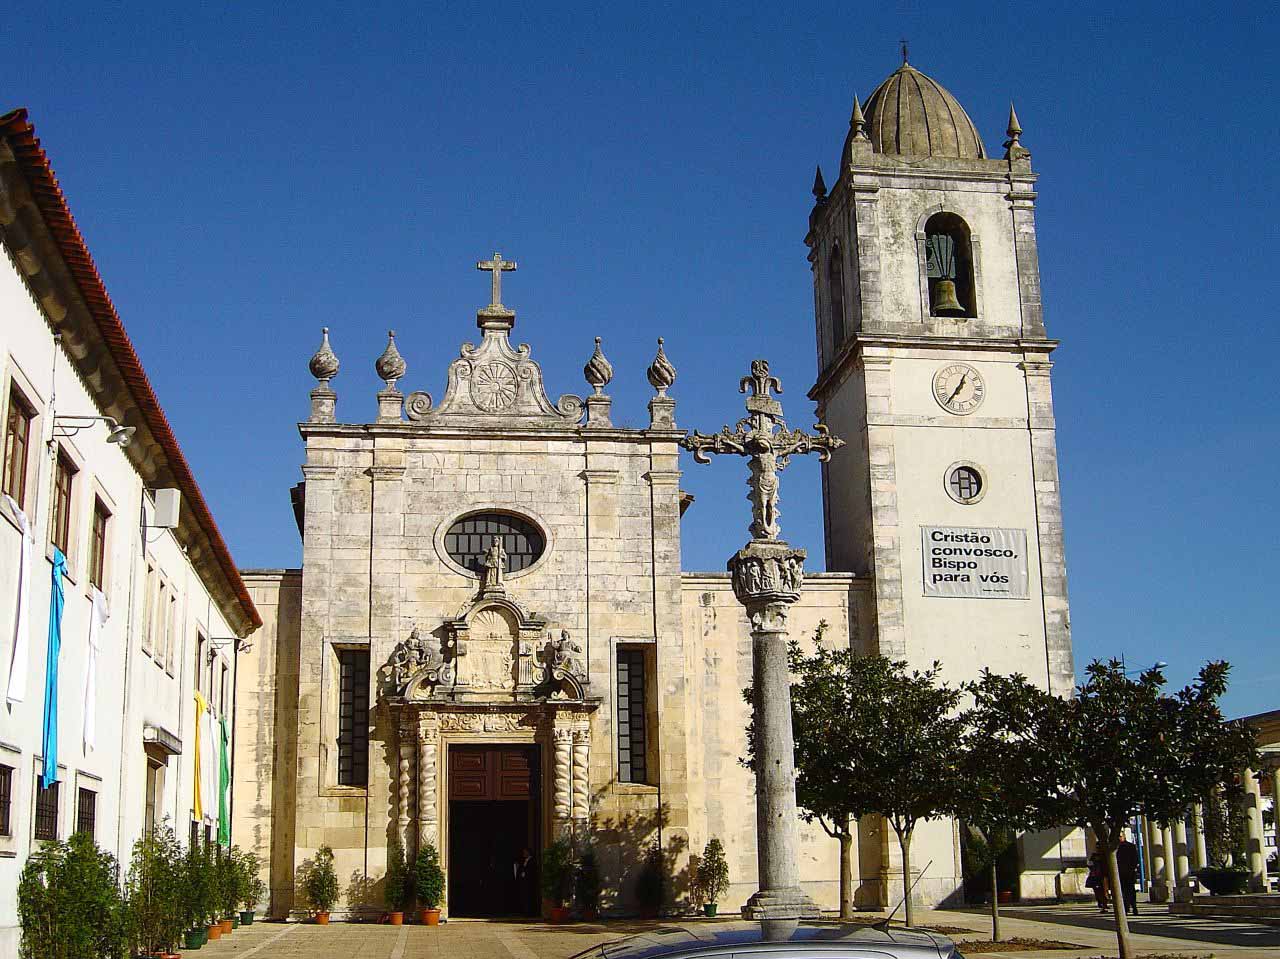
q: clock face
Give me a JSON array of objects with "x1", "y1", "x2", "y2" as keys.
[{"x1": 932, "y1": 363, "x2": 985, "y2": 414}]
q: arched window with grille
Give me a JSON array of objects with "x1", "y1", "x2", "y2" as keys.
[
  {"x1": 828, "y1": 244, "x2": 846, "y2": 349},
  {"x1": 924, "y1": 213, "x2": 976, "y2": 318}
]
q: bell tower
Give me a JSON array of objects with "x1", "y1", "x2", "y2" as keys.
[{"x1": 807, "y1": 57, "x2": 1077, "y2": 904}]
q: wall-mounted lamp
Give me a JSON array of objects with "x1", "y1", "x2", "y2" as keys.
[
  {"x1": 53, "y1": 414, "x2": 136, "y2": 448},
  {"x1": 208, "y1": 637, "x2": 252, "y2": 662}
]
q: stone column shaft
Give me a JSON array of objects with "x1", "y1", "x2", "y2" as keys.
[
  {"x1": 553, "y1": 728, "x2": 573, "y2": 840},
  {"x1": 571, "y1": 728, "x2": 590, "y2": 836},
  {"x1": 417, "y1": 716, "x2": 438, "y2": 853},
  {"x1": 1243, "y1": 768, "x2": 1266, "y2": 892},
  {"x1": 1191, "y1": 805, "x2": 1208, "y2": 870},
  {"x1": 1148, "y1": 820, "x2": 1168, "y2": 902},
  {"x1": 397, "y1": 722, "x2": 414, "y2": 853}
]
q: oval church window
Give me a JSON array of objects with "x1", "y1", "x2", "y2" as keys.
[{"x1": 444, "y1": 512, "x2": 545, "y2": 574}]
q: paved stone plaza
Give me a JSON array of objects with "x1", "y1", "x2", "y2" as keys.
[{"x1": 191, "y1": 907, "x2": 1280, "y2": 959}]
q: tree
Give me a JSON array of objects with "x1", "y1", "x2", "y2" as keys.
[
  {"x1": 1035, "y1": 660, "x2": 1259, "y2": 959},
  {"x1": 125, "y1": 823, "x2": 184, "y2": 956},
  {"x1": 961, "y1": 670, "x2": 1071, "y2": 942},
  {"x1": 18, "y1": 832, "x2": 128, "y2": 959},
  {"x1": 747, "y1": 638, "x2": 966, "y2": 927}
]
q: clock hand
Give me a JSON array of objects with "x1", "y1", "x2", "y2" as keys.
[{"x1": 947, "y1": 373, "x2": 968, "y2": 403}]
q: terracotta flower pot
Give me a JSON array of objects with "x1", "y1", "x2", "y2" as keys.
[
  {"x1": 222, "y1": 918, "x2": 234, "y2": 933},
  {"x1": 549, "y1": 904, "x2": 571, "y2": 923},
  {"x1": 315, "y1": 911, "x2": 331, "y2": 925},
  {"x1": 422, "y1": 907, "x2": 441, "y2": 926},
  {"x1": 388, "y1": 911, "x2": 404, "y2": 926},
  {"x1": 207, "y1": 924, "x2": 222, "y2": 941}
]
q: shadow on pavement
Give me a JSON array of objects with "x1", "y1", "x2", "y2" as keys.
[{"x1": 995, "y1": 907, "x2": 1280, "y2": 948}]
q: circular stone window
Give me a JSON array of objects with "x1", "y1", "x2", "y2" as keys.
[
  {"x1": 443, "y1": 512, "x2": 546, "y2": 574},
  {"x1": 944, "y1": 463, "x2": 987, "y2": 505}
]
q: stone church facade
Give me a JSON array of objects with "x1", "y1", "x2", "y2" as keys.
[{"x1": 232, "y1": 60, "x2": 1081, "y2": 919}]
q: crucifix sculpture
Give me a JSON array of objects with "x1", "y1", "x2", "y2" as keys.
[
  {"x1": 682, "y1": 359, "x2": 843, "y2": 921},
  {"x1": 476, "y1": 252, "x2": 518, "y2": 310}
]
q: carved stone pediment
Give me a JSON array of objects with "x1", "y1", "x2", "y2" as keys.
[{"x1": 405, "y1": 328, "x2": 584, "y2": 428}]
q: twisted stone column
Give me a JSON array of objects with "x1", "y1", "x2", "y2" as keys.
[
  {"x1": 417, "y1": 713, "x2": 438, "y2": 853},
  {"x1": 571, "y1": 728, "x2": 590, "y2": 836},
  {"x1": 553, "y1": 727, "x2": 574, "y2": 840},
  {"x1": 397, "y1": 715, "x2": 415, "y2": 852},
  {"x1": 730, "y1": 543, "x2": 819, "y2": 920}
]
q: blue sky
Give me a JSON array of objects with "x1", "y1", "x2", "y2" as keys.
[{"x1": 5, "y1": 2, "x2": 1276, "y2": 715}]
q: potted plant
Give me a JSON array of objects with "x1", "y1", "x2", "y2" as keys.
[
  {"x1": 385, "y1": 838, "x2": 409, "y2": 925},
  {"x1": 181, "y1": 837, "x2": 211, "y2": 946},
  {"x1": 635, "y1": 842, "x2": 663, "y2": 918},
  {"x1": 575, "y1": 846, "x2": 601, "y2": 921},
  {"x1": 541, "y1": 838, "x2": 576, "y2": 922},
  {"x1": 126, "y1": 823, "x2": 186, "y2": 957},
  {"x1": 694, "y1": 838, "x2": 729, "y2": 917},
  {"x1": 215, "y1": 847, "x2": 238, "y2": 933},
  {"x1": 415, "y1": 841, "x2": 445, "y2": 925},
  {"x1": 1194, "y1": 864, "x2": 1250, "y2": 895},
  {"x1": 302, "y1": 845, "x2": 340, "y2": 923},
  {"x1": 237, "y1": 848, "x2": 265, "y2": 924},
  {"x1": 18, "y1": 832, "x2": 129, "y2": 959}
]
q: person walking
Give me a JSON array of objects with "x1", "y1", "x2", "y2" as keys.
[
  {"x1": 1115, "y1": 832, "x2": 1140, "y2": 916},
  {"x1": 1086, "y1": 851, "x2": 1110, "y2": 912}
]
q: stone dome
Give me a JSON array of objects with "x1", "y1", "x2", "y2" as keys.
[{"x1": 856, "y1": 62, "x2": 987, "y2": 159}]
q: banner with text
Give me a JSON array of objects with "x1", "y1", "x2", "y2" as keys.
[{"x1": 921, "y1": 526, "x2": 1029, "y2": 599}]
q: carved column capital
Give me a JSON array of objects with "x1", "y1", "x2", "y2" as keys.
[{"x1": 728, "y1": 541, "x2": 806, "y2": 613}]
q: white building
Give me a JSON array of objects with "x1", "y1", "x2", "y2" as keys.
[{"x1": 0, "y1": 109, "x2": 260, "y2": 953}]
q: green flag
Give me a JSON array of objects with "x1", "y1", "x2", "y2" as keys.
[{"x1": 218, "y1": 715, "x2": 231, "y2": 846}]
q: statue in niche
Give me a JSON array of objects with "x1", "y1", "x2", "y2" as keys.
[{"x1": 542, "y1": 629, "x2": 585, "y2": 698}]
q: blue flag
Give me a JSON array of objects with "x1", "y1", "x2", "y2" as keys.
[{"x1": 41, "y1": 548, "x2": 67, "y2": 790}]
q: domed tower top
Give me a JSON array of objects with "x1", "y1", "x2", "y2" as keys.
[{"x1": 850, "y1": 61, "x2": 987, "y2": 160}]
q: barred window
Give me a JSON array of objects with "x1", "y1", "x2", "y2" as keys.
[
  {"x1": 3, "y1": 387, "x2": 34, "y2": 510},
  {"x1": 0, "y1": 765, "x2": 12, "y2": 836},
  {"x1": 444, "y1": 513, "x2": 544, "y2": 574},
  {"x1": 34, "y1": 779, "x2": 59, "y2": 841},
  {"x1": 76, "y1": 787, "x2": 96, "y2": 839},
  {"x1": 337, "y1": 649, "x2": 370, "y2": 786},
  {"x1": 616, "y1": 649, "x2": 649, "y2": 784}
]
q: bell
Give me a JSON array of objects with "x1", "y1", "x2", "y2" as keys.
[{"x1": 931, "y1": 279, "x2": 965, "y2": 316}]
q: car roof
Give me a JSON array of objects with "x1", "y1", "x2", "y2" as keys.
[{"x1": 571, "y1": 921, "x2": 952, "y2": 959}]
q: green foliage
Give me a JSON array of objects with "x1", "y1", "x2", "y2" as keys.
[
  {"x1": 541, "y1": 837, "x2": 576, "y2": 906},
  {"x1": 1193, "y1": 865, "x2": 1249, "y2": 895},
  {"x1": 635, "y1": 842, "x2": 664, "y2": 914},
  {"x1": 299, "y1": 845, "x2": 340, "y2": 914},
  {"x1": 1038, "y1": 661, "x2": 1258, "y2": 849},
  {"x1": 124, "y1": 823, "x2": 185, "y2": 956},
  {"x1": 414, "y1": 842, "x2": 445, "y2": 910},
  {"x1": 233, "y1": 847, "x2": 266, "y2": 910},
  {"x1": 574, "y1": 846, "x2": 601, "y2": 912},
  {"x1": 1202, "y1": 784, "x2": 1249, "y2": 867},
  {"x1": 693, "y1": 838, "x2": 729, "y2": 906},
  {"x1": 213, "y1": 846, "x2": 239, "y2": 919},
  {"x1": 181, "y1": 838, "x2": 216, "y2": 928},
  {"x1": 384, "y1": 838, "x2": 410, "y2": 911},
  {"x1": 18, "y1": 832, "x2": 128, "y2": 959}
]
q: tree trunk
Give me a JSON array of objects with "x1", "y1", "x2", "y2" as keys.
[
  {"x1": 990, "y1": 859, "x2": 1002, "y2": 942},
  {"x1": 1104, "y1": 835, "x2": 1133, "y2": 959},
  {"x1": 899, "y1": 828, "x2": 915, "y2": 928},
  {"x1": 839, "y1": 826, "x2": 854, "y2": 919}
]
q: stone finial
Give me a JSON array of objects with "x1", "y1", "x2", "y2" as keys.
[
  {"x1": 375, "y1": 330, "x2": 407, "y2": 389},
  {"x1": 811, "y1": 165, "x2": 827, "y2": 202},
  {"x1": 646, "y1": 337, "x2": 676, "y2": 396},
  {"x1": 309, "y1": 327, "x2": 340, "y2": 384},
  {"x1": 1004, "y1": 102, "x2": 1031, "y2": 161},
  {"x1": 849, "y1": 94, "x2": 869, "y2": 142},
  {"x1": 583, "y1": 337, "x2": 614, "y2": 395}
]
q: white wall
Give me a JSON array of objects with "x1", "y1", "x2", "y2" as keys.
[{"x1": 0, "y1": 244, "x2": 240, "y2": 953}]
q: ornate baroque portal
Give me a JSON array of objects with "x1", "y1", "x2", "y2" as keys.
[{"x1": 381, "y1": 559, "x2": 596, "y2": 901}]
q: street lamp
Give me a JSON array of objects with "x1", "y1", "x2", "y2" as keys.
[{"x1": 53, "y1": 414, "x2": 135, "y2": 447}]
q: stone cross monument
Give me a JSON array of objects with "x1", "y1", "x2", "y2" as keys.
[{"x1": 682, "y1": 359, "x2": 843, "y2": 920}]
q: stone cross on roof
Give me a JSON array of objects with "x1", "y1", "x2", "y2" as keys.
[{"x1": 477, "y1": 253, "x2": 517, "y2": 310}]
